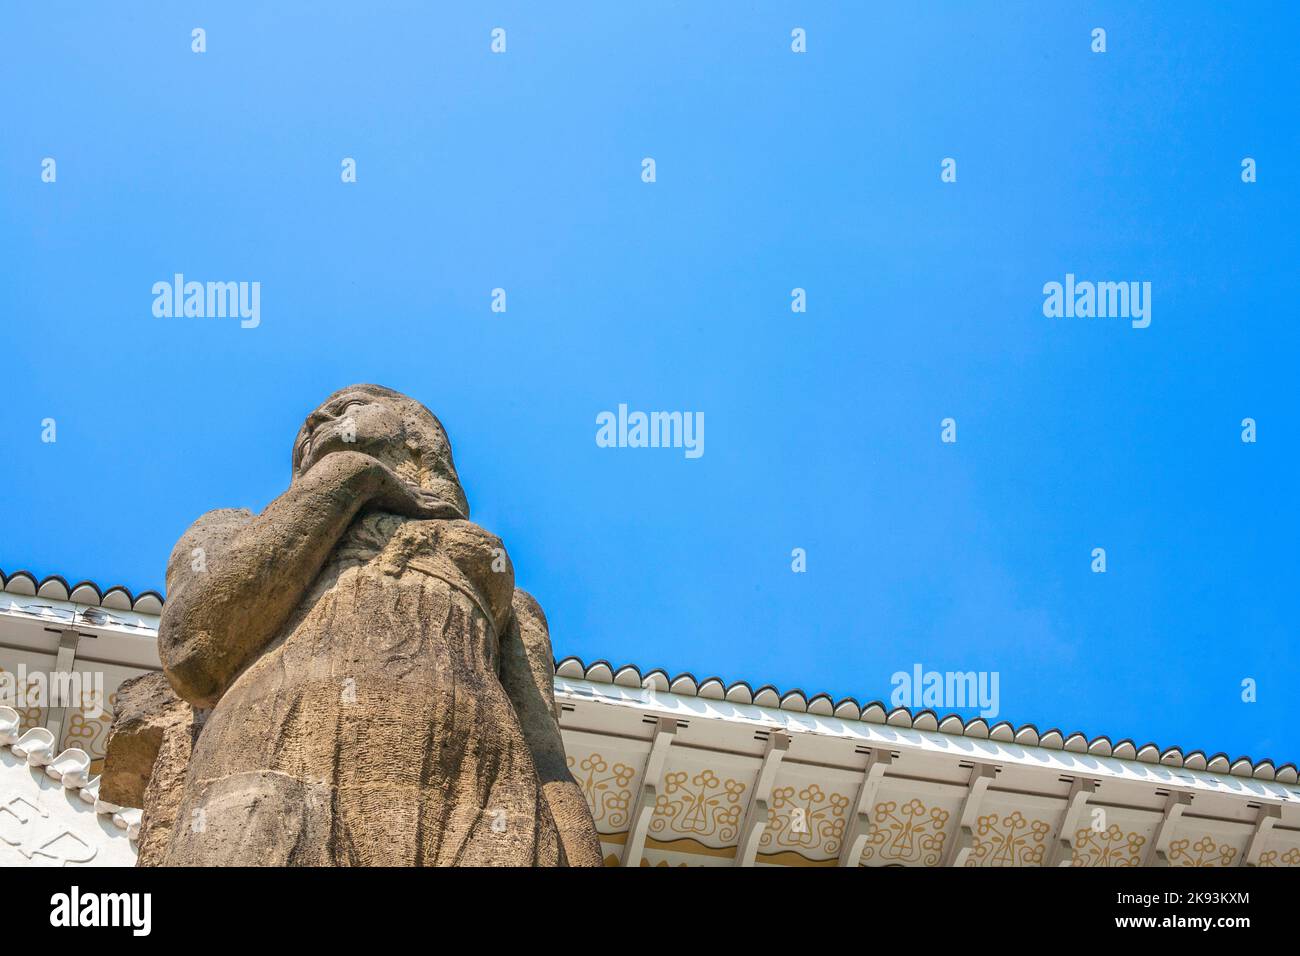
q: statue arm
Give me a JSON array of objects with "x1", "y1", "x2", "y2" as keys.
[
  {"x1": 160, "y1": 450, "x2": 391, "y2": 708},
  {"x1": 499, "y1": 589, "x2": 604, "y2": 867}
]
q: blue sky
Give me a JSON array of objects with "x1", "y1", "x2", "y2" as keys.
[{"x1": 2, "y1": 3, "x2": 1296, "y2": 765}]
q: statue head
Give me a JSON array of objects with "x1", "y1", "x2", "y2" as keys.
[{"x1": 292, "y1": 384, "x2": 470, "y2": 518}]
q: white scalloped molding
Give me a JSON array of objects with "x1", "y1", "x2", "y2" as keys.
[{"x1": 0, "y1": 706, "x2": 138, "y2": 867}]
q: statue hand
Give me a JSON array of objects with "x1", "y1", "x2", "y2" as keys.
[
  {"x1": 307, "y1": 450, "x2": 463, "y2": 520},
  {"x1": 369, "y1": 460, "x2": 465, "y2": 520}
]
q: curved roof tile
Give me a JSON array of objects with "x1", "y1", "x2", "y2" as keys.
[
  {"x1": 697, "y1": 678, "x2": 726, "y2": 700},
  {"x1": 1038, "y1": 730, "x2": 1064, "y2": 750},
  {"x1": 1014, "y1": 726, "x2": 1040, "y2": 747},
  {"x1": 807, "y1": 694, "x2": 834, "y2": 717},
  {"x1": 913, "y1": 711, "x2": 940, "y2": 732},
  {"x1": 832, "y1": 699, "x2": 860, "y2": 721}
]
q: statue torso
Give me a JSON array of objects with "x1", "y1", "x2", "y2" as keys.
[
  {"x1": 224, "y1": 513, "x2": 516, "y2": 708},
  {"x1": 166, "y1": 513, "x2": 562, "y2": 865}
]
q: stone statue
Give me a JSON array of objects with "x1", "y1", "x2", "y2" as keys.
[{"x1": 102, "y1": 385, "x2": 602, "y2": 866}]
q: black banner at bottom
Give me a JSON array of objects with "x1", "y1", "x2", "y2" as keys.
[{"x1": 4, "y1": 864, "x2": 1282, "y2": 943}]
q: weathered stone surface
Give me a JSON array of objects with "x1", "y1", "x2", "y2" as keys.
[
  {"x1": 100, "y1": 672, "x2": 187, "y2": 807},
  {"x1": 113, "y1": 384, "x2": 600, "y2": 866},
  {"x1": 502, "y1": 590, "x2": 605, "y2": 868},
  {"x1": 100, "y1": 672, "x2": 201, "y2": 866}
]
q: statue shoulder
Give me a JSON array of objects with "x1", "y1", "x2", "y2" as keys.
[
  {"x1": 511, "y1": 588, "x2": 549, "y2": 638},
  {"x1": 421, "y1": 518, "x2": 516, "y2": 627},
  {"x1": 437, "y1": 518, "x2": 510, "y2": 562},
  {"x1": 165, "y1": 508, "x2": 255, "y2": 588}
]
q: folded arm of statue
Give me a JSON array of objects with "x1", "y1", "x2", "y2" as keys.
[{"x1": 498, "y1": 589, "x2": 605, "y2": 867}]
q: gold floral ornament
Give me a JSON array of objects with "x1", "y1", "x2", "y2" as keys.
[
  {"x1": 1257, "y1": 847, "x2": 1300, "y2": 867},
  {"x1": 760, "y1": 783, "x2": 850, "y2": 856},
  {"x1": 859, "y1": 798, "x2": 950, "y2": 866},
  {"x1": 1071, "y1": 824, "x2": 1146, "y2": 867},
  {"x1": 650, "y1": 769, "x2": 745, "y2": 843},
  {"x1": 63, "y1": 690, "x2": 119, "y2": 775},
  {"x1": 1168, "y1": 836, "x2": 1238, "y2": 867},
  {"x1": 567, "y1": 753, "x2": 636, "y2": 832},
  {"x1": 966, "y1": 810, "x2": 1051, "y2": 867}
]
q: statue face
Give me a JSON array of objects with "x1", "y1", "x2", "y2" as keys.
[
  {"x1": 292, "y1": 385, "x2": 469, "y2": 516},
  {"x1": 294, "y1": 387, "x2": 408, "y2": 474}
]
